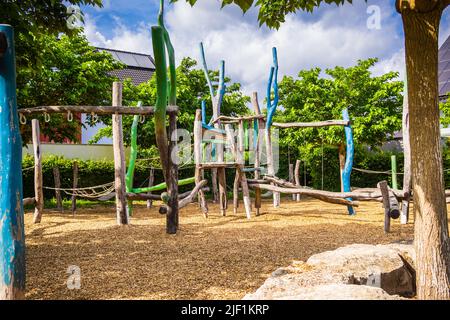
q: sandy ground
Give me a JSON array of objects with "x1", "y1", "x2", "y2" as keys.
[{"x1": 24, "y1": 198, "x2": 415, "y2": 300}]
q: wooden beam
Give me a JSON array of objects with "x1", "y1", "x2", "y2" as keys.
[
  {"x1": 249, "y1": 183, "x2": 358, "y2": 207},
  {"x1": 198, "y1": 162, "x2": 238, "y2": 169},
  {"x1": 238, "y1": 120, "x2": 251, "y2": 219},
  {"x1": 18, "y1": 105, "x2": 179, "y2": 116},
  {"x1": 272, "y1": 120, "x2": 350, "y2": 128},
  {"x1": 212, "y1": 114, "x2": 265, "y2": 124},
  {"x1": 112, "y1": 82, "x2": 129, "y2": 225},
  {"x1": 178, "y1": 180, "x2": 208, "y2": 209},
  {"x1": 32, "y1": 119, "x2": 44, "y2": 223}
]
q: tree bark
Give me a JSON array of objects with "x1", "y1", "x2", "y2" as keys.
[
  {"x1": 338, "y1": 143, "x2": 346, "y2": 192},
  {"x1": 401, "y1": 3, "x2": 450, "y2": 299}
]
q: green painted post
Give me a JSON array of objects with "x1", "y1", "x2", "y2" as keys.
[
  {"x1": 391, "y1": 155, "x2": 398, "y2": 190},
  {"x1": 0, "y1": 25, "x2": 26, "y2": 299}
]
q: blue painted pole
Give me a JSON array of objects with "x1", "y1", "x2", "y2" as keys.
[
  {"x1": 342, "y1": 108, "x2": 355, "y2": 215},
  {"x1": 0, "y1": 25, "x2": 25, "y2": 299},
  {"x1": 266, "y1": 47, "x2": 279, "y2": 129},
  {"x1": 201, "y1": 100, "x2": 207, "y2": 125}
]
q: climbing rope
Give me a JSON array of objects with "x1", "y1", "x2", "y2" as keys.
[{"x1": 43, "y1": 181, "x2": 115, "y2": 199}]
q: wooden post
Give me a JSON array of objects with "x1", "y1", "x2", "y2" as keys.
[
  {"x1": 0, "y1": 24, "x2": 26, "y2": 299},
  {"x1": 112, "y1": 82, "x2": 129, "y2": 225},
  {"x1": 265, "y1": 126, "x2": 279, "y2": 207},
  {"x1": 32, "y1": 119, "x2": 44, "y2": 223},
  {"x1": 391, "y1": 155, "x2": 398, "y2": 190},
  {"x1": 294, "y1": 159, "x2": 301, "y2": 201},
  {"x1": 71, "y1": 161, "x2": 78, "y2": 215},
  {"x1": 146, "y1": 168, "x2": 155, "y2": 209},
  {"x1": 166, "y1": 113, "x2": 179, "y2": 234},
  {"x1": 378, "y1": 180, "x2": 392, "y2": 233},
  {"x1": 289, "y1": 163, "x2": 295, "y2": 200},
  {"x1": 237, "y1": 122, "x2": 251, "y2": 218},
  {"x1": 53, "y1": 166, "x2": 63, "y2": 212},
  {"x1": 194, "y1": 109, "x2": 208, "y2": 217},
  {"x1": 252, "y1": 92, "x2": 262, "y2": 215},
  {"x1": 233, "y1": 168, "x2": 240, "y2": 214},
  {"x1": 401, "y1": 80, "x2": 411, "y2": 224}
]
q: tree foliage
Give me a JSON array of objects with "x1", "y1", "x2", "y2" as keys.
[
  {"x1": 18, "y1": 31, "x2": 124, "y2": 143},
  {"x1": 276, "y1": 58, "x2": 403, "y2": 160},
  {"x1": 174, "y1": 0, "x2": 356, "y2": 28},
  {"x1": 0, "y1": 0, "x2": 102, "y2": 69}
]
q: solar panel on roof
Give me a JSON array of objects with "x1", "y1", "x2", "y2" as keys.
[
  {"x1": 440, "y1": 81, "x2": 450, "y2": 96},
  {"x1": 115, "y1": 51, "x2": 139, "y2": 67},
  {"x1": 134, "y1": 54, "x2": 154, "y2": 69}
]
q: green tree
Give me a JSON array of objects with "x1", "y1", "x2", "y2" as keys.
[
  {"x1": 277, "y1": 59, "x2": 403, "y2": 190},
  {"x1": 90, "y1": 57, "x2": 249, "y2": 150},
  {"x1": 18, "y1": 31, "x2": 124, "y2": 143},
  {"x1": 178, "y1": 0, "x2": 450, "y2": 299},
  {"x1": 0, "y1": 0, "x2": 102, "y2": 70}
]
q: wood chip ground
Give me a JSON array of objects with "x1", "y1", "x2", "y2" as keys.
[{"x1": 24, "y1": 199, "x2": 418, "y2": 300}]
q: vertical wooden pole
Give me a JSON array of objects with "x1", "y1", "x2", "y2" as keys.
[
  {"x1": 32, "y1": 119, "x2": 44, "y2": 223},
  {"x1": 378, "y1": 180, "x2": 391, "y2": 233},
  {"x1": 166, "y1": 113, "x2": 179, "y2": 234},
  {"x1": 233, "y1": 168, "x2": 240, "y2": 214},
  {"x1": 194, "y1": 109, "x2": 208, "y2": 217},
  {"x1": 252, "y1": 92, "x2": 262, "y2": 215},
  {"x1": 0, "y1": 24, "x2": 26, "y2": 299},
  {"x1": 238, "y1": 120, "x2": 251, "y2": 219},
  {"x1": 71, "y1": 161, "x2": 78, "y2": 216},
  {"x1": 401, "y1": 80, "x2": 411, "y2": 224},
  {"x1": 146, "y1": 168, "x2": 155, "y2": 209},
  {"x1": 112, "y1": 82, "x2": 129, "y2": 225},
  {"x1": 265, "y1": 126, "x2": 279, "y2": 207},
  {"x1": 294, "y1": 159, "x2": 301, "y2": 201},
  {"x1": 289, "y1": 163, "x2": 295, "y2": 200},
  {"x1": 53, "y1": 166, "x2": 63, "y2": 212}
]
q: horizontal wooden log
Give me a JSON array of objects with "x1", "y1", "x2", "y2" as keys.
[
  {"x1": 198, "y1": 162, "x2": 239, "y2": 169},
  {"x1": 18, "y1": 105, "x2": 179, "y2": 116},
  {"x1": 272, "y1": 120, "x2": 350, "y2": 128},
  {"x1": 179, "y1": 180, "x2": 209, "y2": 209},
  {"x1": 212, "y1": 114, "x2": 265, "y2": 124},
  {"x1": 23, "y1": 197, "x2": 36, "y2": 206},
  {"x1": 263, "y1": 175, "x2": 407, "y2": 200},
  {"x1": 249, "y1": 183, "x2": 359, "y2": 207}
]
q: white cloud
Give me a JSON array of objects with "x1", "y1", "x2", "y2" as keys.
[
  {"x1": 84, "y1": 14, "x2": 153, "y2": 54},
  {"x1": 83, "y1": 0, "x2": 406, "y2": 104}
]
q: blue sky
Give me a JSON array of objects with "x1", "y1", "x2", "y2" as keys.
[{"x1": 79, "y1": 0, "x2": 450, "y2": 96}]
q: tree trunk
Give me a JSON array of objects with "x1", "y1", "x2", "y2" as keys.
[
  {"x1": 401, "y1": 5, "x2": 450, "y2": 299},
  {"x1": 338, "y1": 143, "x2": 346, "y2": 192}
]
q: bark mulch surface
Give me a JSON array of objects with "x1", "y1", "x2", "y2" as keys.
[{"x1": 24, "y1": 199, "x2": 414, "y2": 300}]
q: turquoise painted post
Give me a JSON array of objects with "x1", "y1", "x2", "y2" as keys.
[
  {"x1": 342, "y1": 108, "x2": 355, "y2": 215},
  {"x1": 0, "y1": 25, "x2": 26, "y2": 299},
  {"x1": 201, "y1": 100, "x2": 207, "y2": 125},
  {"x1": 266, "y1": 47, "x2": 279, "y2": 129}
]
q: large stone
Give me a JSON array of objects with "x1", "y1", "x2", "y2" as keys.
[{"x1": 244, "y1": 243, "x2": 415, "y2": 300}]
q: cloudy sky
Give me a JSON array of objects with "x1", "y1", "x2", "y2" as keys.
[{"x1": 80, "y1": 0, "x2": 450, "y2": 97}]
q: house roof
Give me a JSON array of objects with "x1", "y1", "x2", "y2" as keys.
[
  {"x1": 96, "y1": 47, "x2": 156, "y2": 86},
  {"x1": 439, "y1": 36, "x2": 450, "y2": 98}
]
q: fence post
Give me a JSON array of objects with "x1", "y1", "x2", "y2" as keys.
[{"x1": 391, "y1": 155, "x2": 398, "y2": 190}]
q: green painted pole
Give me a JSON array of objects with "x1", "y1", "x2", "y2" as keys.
[
  {"x1": 0, "y1": 25, "x2": 25, "y2": 299},
  {"x1": 391, "y1": 155, "x2": 398, "y2": 190},
  {"x1": 131, "y1": 177, "x2": 195, "y2": 194}
]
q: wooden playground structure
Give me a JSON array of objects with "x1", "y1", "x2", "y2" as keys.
[{"x1": 0, "y1": 1, "x2": 430, "y2": 300}]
